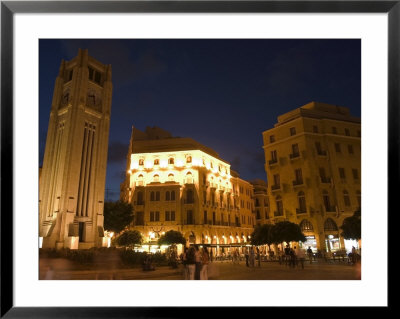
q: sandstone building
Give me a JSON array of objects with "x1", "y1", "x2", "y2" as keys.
[
  {"x1": 120, "y1": 127, "x2": 255, "y2": 255},
  {"x1": 263, "y1": 102, "x2": 361, "y2": 252},
  {"x1": 39, "y1": 49, "x2": 112, "y2": 249}
]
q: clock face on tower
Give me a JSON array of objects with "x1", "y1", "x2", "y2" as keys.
[{"x1": 86, "y1": 87, "x2": 102, "y2": 112}]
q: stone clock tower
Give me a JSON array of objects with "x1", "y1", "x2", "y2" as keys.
[{"x1": 39, "y1": 49, "x2": 112, "y2": 249}]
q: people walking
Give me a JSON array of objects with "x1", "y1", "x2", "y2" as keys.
[
  {"x1": 307, "y1": 246, "x2": 313, "y2": 264},
  {"x1": 295, "y1": 246, "x2": 305, "y2": 269},
  {"x1": 289, "y1": 247, "x2": 296, "y2": 268},
  {"x1": 185, "y1": 246, "x2": 196, "y2": 280},
  {"x1": 200, "y1": 247, "x2": 209, "y2": 280},
  {"x1": 284, "y1": 244, "x2": 291, "y2": 266},
  {"x1": 194, "y1": 245, "x2": 202, "y2": 280},
  {"x1": 256, "y1": 247, "x2": 261, "y2": 267},
  {"x1": 245, "y1": 249, "x2": 249, "y2": 267},
  {"x1": 249, "y1": 247, "x2": 255, "y2": 267}
]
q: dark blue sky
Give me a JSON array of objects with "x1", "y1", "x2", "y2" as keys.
[{"x1": 39, "y1": 39, "x2": 361, "y2": 201}]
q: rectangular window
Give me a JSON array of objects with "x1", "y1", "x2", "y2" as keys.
[
  {"x1": 334, "y1": 143, "x2": 341, "y2": 153},
  {"x1": 332, "y1": 127, "x2": 337, "y2": 134},
  {"x1": 348, "y1": 144, "x2": 354, "y2": 154},
  {"x1": 313, "y1": 125, "x2": 318, "y2": 133},
  {"x1": 155, "y1": 211, "x2": 160, "y2": 221},
  {"x1": 273, "y1": 174, "x2": 280, "y2": 186},
  {"x1": 165, "y1": 211, "x2": 170, "y2": 221},
  {"x1": 345, "y1": 128, "x2": 350, "y2": 136},
  {"x1": 290, "y1": 127, "x2": 296, "y2": 136},
  {"x1": 339, "y1": 168, "x2": 346, "y2": 179},
  {"x1": 295, "y1": 168, "x2": 303, "y2": 183},
  {"x1": 156, "y1": 191, "x2": 160, "y2": 201},
  {"x1": 292, "y1": 143, "x2": 299, "y2": 156},
  {"x1": 204, "y1": 211, "x2": 207, "y2": 224},
  {"x1": 352, "y1": 169, "x2": 359, "y2": 180},
  {"x1": 150, "y1": 211, "x2": 154, "y2": 222},
  {"x1": 171, "y1": 211, "x2": 175, "y2": 221},
  {"x1": 270, "y1": 135, "x2": 275, "y2": 143}
]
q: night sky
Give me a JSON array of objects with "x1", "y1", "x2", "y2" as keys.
[{"x1": 39, "y1": 39, "x2": 361, "y2": 201}]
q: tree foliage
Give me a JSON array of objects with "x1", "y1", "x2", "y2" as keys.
[
  {"x1": 340, "y1": 210, "x2": 361, "y2": 240},
  {"x1": 158, "y1": 230, "x2": 186, "y2": 246},
  {"x1": 115, "y1": 230, "x2": 143, "y2": 248},
  {"x1": 271, "y1": 221, "x2": 306, "y2": 244},
  {"x1": 251, "y1": 224, "x2": 274, "y2": 246},
  {"x1": 103, "y1": 200, "x2": 134, "y2": 234}
]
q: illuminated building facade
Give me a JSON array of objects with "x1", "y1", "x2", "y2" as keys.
[
  {"x1": 263, "y1": 102, "x2": 361, "y2": 252},
  {"x1": 120, "y1": 127, "x2": 255, "y2": 254},
  {"x1": 251, "y1": 179, "x2": 270, "y2": 226},
  {"x1": 39, "y1": 49, "x2": 112, "y2": 249}
]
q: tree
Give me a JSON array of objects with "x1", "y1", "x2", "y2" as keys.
[
  {"x1": 271, "y1": 221, "x2": 306, "y2": 246},
  {"x1": 158, "y1": 230, "x2": 186, "y2": 246},
  {"x1": 158, "y1": 230, "x2": 186, "y2": 268},
  {"x1": 115, "y1": 230, "x2": 143, "y2": 248},
  {"x1": 251, "y1": 224, "x2": 274, "y2": 248},
  {"x1": 340, "y1": 210, "x2": 361, "y2": 241},
  {"x1": 103, "y1": 200, "x2": 134, "y2": 234}
]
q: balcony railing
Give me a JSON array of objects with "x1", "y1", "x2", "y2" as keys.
[
  {"x1": 296, "y1": 208, "x2": 307, "y2": 214},
  {"x1": 320, "y1": 177, "x2": 331, "y2": 184},
  {"x1": 325, "y1": 206, "x2": 336, "y2": 212},
  {"x1": 292, "y1": 180, "x2": 304, "y2": 187},
  {"x1": 274, "y1": 210, "x2": 284, "y2": 217},
  {"x1": 268, "y1": 159, "x2": 278, "y2": 166},
  {"x1": 289, "y1": 152, "x2": 300, "y2": 160},
  {"x1": 271, "y1": 184, "x2": 281, "y2": 191}
]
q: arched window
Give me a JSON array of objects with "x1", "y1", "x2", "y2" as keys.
[
  {"x1": 186, "y1": 156, "x2": 192, "y2": 163},
  {"x1": 137, "y1": 191, "x2": 143, "y2": 205},
  {"x1": 168, "y1": 173, "x2": 174, "y2": 181},
  {"x1": 356, "y1": 190, "x2": 361, "y2": 208},
  {"x1": 324, "y1": 218, "x2": 338, "y2": 231},
  {"x1": 343, "y1": 190, "x2": 351, "y2": 206},
  {"x1": 168, "y1": 158, "x2": 174, "y2": 165},
  {"x1": 137, "y1": 174, "x2": 144, "y2": 186},
  {"x1": 165, "y1": 191, "x2": 170, "y2": 201},
  {"x1": 153, "y1": 174, "x2": 159, "y2": 182},
  {"x1": 275, "y1": 195, "x2": 283, "y2": 216},
  {"x1": 300, "y1": 219, "x2": 314, "y2": 232},
  {"x1": 297, "y1": 191, "x2": 307, "y2": 213},
  {"x1": 185, "y1": 172, "x2": 193, "y2": 184},
  {"x1": 150, "y1": 191, "x2": 155, "y2": 201}
]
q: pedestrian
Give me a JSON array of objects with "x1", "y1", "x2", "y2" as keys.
[
  {"x1": 307, "y1": 246, "x2": 313, "y2": 264},
  {"x1": 186, "y1": 246, "x2": 196, "y2": 280},
  {"x1": 284, "y1": 244, "x2": 291, "y2": 266},
  {"x1": 210, "y1": 249, "x2": 214, "y2": 262},
  {"x1": 194, "y1": 245, "x2": 202, "y2": 280},
  {"x1": 245, "y1": 249, "x2": 249, "y2": 267},
  {"x1": 200, "y1": 247, "x2": 209, "y2": 280},
  {"x1": 289, "y1": 247, "x2": 296, "y2": 268},
  {"x1": 250, "y1": 247, "x2": 255, "y2": 267},
  {"x1": 256, "y1": 247, "x2": 261, "y2": 267},
  {"x1": 295, "y1": 246, "x2": 305, "y2": 269}
]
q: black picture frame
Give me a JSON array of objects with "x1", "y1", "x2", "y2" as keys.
[{"x1": 1, "y1": 0, "x2": 395, "y2": 317}]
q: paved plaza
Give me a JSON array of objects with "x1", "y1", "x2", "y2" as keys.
[{"x1": 39, "y1": 258, "x2": 361, "y2": 280}]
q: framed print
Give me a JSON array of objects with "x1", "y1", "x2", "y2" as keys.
[{"x1": 1, "y1": 0, "x2": 396, "y2": 317}]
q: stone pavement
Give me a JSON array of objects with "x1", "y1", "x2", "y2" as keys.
[{"x1": 39, "y1": 258, "x2": 361, "y2": 280}]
